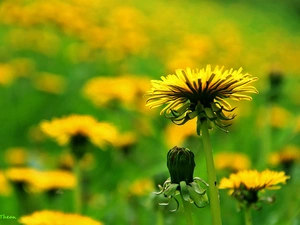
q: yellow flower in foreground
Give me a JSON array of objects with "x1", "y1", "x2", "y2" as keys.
[
  {"x1": 40, "y1": 114, "x2": 118, "y2": 149},
  {"x1": 219, "y1": 169, "x2": 290, "y2": 209},
  {"x1": 215, "y1": 152, "x2": 251, "y2": 172},
  {"x1": 19, "y1": 210, "x2": 103, "y2": 225},
  {"x1": 219, "y1": 169, "x2": 289, "y2": 191},
  {"x1": 146, "y1": 65, "x2": 258, "y2": 132}
]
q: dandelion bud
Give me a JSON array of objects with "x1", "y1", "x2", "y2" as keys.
[{"x1": 167, "y1": 146, "x2": 195, "y2": 184}]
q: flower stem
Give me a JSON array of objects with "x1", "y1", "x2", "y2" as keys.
[
  {"x1": 74, "y1": 159, "x2": 82, "y2": 214},
  {"x1": 200, "y1": 119, "x2": 222, "y2": 225},
  {"x1": 180, "y1": 192, "x2": 193, "y2": 225},
  {"x1": 244, "y1": 207, "x2": 253, "y2": 225}
]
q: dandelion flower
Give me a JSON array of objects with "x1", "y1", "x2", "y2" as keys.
[
  {"x1": 4, "y1": 147, "x2": 28, "y2": 166},
  {"x1": 0, "y1": 171, "x2": 11, "y2": 196},
  {"x1": 33, "y1": 170, "x2": 76, "y2": 191},
  {"x1": 269, "y1": 145, "x2": 300, "y2": 173},
  {"x1": 214, "y1": 152, "x2": 251, "y2": 172},
  {"x1": 219, "y1": 169, "x2": 290, "y2": 209},
  {"x1": 146, "y1": 65, "x2": 258, "y2": 132},
  {"x1": 19, "y1": 210, "x2": 103, "y2": 225},
  {"x1": 40, "y1": 114, "x2": 118, "y2": 149}
]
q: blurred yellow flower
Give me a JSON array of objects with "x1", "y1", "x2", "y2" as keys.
[
  {"x1": 4, "y1": 147, "x2": 28, "y2": 166},
  {"x1": 270, "y1": 106, "x2": 291, "y2": 128},
  {"x1": 165, "y1": 118, "x2": 197, "y2": 147},
  {"x1": 59, "y1": 152, "x2": 96, "y2": 171},
  {"x1": 40, "y1": 114, "x2": 118, "y2": 149},
  {"x1": 219, "y1": 169, "x2": 289, "y2": 191},
  {"x1": 146, "y1": 65, "x2": 258, "y2": 131},
  {"x1": 5, "y1": 167, "x2": 76, "y2": 192},
  {"x1": 113, "y1": 132, "x2": 137, "y2": 149},
  {"x1": 129, "y1": 178, "x2": 155, "y2": 196},
  {"x1": 269, "y1": 145, "x2": 300, "y2": 166},
  {"x1": 215, "y1": 152, "x2": 251, "y2": 172},
  {"x1": 5, "y1": 167, "x2": 40, "y2": 184},
  {"x1": 19, "y1": 210, "x2": 103, "y2": 225},
  {"x1": 33, "y1": 72, "x2": 66, "y2": 94},
  {"x1": 0, "y1": 171, "x2": 11, "y2": 196},
  {"x1": 0, "y1": 64, "x2": 15, "y2": 85},
  {"x1": 83, "y1": 75, "x2": 151, "y2": 110},
  {"x1": 33, "y1": 170, "x2": 76, "y2": 191}
]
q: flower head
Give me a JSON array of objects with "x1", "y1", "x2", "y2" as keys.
[
  {"x1": 146, "y1": 65, "x2": 258, "y2": 132},
  {"x1": 0, "y1": 171, "x2": 11, "y2": 196},
  {"x1": 40, "y1": 114, "x2": 118, "y2": 149},
  {"x1": 19, "y1": 210, "x2": 103, "y2": 225},
  {"x1": 33, "y1": 170, "x2": 76, "y2": 191},
  {"x1": 215, "y1": 152, "x2": 251, "y2": 172},
  {"x1": 155, "y1": 146, "x2": 208, "y2": 211},
  {"x1": 219, "y1": 169, "x2": 290, "y2": 209}
]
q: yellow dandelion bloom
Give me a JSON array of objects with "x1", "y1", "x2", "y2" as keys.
[
  {"x1": 219, "y1": 169, "x2": 290, "y2": 191},
  {"x1": 19, "y1": 210, "x2": 103, "y2": 225},
  {"x1": 33, "y1": 170, "x2": 76, "y2": 191},
  {"x1": 4, "y1": 147, "x2": 28, "y2": 166},
  {"x1": 40, "y1": 114, "x2": 118, "y2": 149},
  {"x1": 5, "y1": 167, "x2": 41, "y2": 185},
  {"x1": 0, "y1": 64, "x2": 15, "y2": 85},
  {"x1": 269, "y1": 145, "x2": 300, "y2": 166},
  {"x1": 165, "y1": 118, "x2": 197, "y2": 147},
  {"x1": 5, "y1": 167, "x2": 45, "y2": 193},
  {"x1": 129, "y1": 178, "x2": 155, "y2": 196},
  {"x1": 33, "y1": 72, "x2": 66, "y2": 94},
  {"x1": 215, "y1": 152, "x2": 251, "y2": 172},
  {"x1": 0, "y1": 171, "x2": 11, "y2": 196},
  {"x1": 83, "y1": 75, "x2": 151, "y2": 110},
  {"x1": 113, "y1": 132, "x2": 137, "y2": 149},
  {"x1": 146, "y1": 65, "x2": 258, "y2": 131}
]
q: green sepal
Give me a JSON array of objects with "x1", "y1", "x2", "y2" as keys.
[
  {"x1": 204, "y1": 107, "x2": 216, "y2": 119},
  {"x1": 180, "y1": 181, "x2": 190, "y2": 202},
  {"x1": 164, "y1": 183, "x2": 179, "y2": 197},
  {"x1": 187, "y1": 185, "x2": 208, "y2": 208}
]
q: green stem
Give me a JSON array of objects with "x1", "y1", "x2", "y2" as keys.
[
  {"x1": 200, "y1": 119, "x2": 222, "y2": 225},
  {"x1": 244, "y1": 207, "x2": 253, "y2": 225},
  {"x1": 257, "y1": 103, "x2": 271, "y2": 169},
  {"x1": 74, "y1": 159, "x2": 82, "y2": 214},
  {"x1": 180, "y1": 192, "x2": 193, "y2": 225}
]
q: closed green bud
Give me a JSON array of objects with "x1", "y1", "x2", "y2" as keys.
[{"x1": 167, "y1": 146, "x2": 195, "y2": 184}]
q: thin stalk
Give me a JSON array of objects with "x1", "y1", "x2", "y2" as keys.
[
  {"x1": 74, "y1": 159, "x2": 82, "y2": 213},
  {"x1": 200, "y1": 119, "x2": 222, "y2": 225},
  {"x1": 180, "y1": 192, "x2": 193, "y2": 225},
  {"x1": 244, "y1": 207, "x2": 253, "y2": 225},
  {"x1": 257, "y1": 103, "x2": 271, "y2": 169}
]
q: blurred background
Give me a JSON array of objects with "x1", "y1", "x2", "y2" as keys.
[{"x1": 0, "y1": 0, "x2": 299, "y2": 224}]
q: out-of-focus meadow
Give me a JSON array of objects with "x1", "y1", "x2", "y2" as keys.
[{"x1": 0, "y1": 0, "x2": 300, "y2": 224}]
